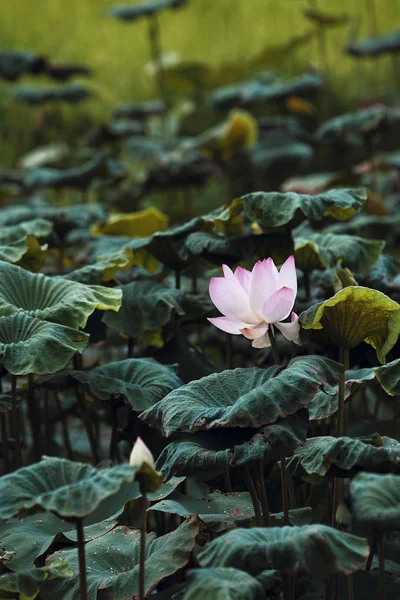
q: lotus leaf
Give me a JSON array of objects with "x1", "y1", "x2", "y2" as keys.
[
  {"x1": 300, "y1": 286, "x2": 400, "y2": 362},
  {"x1": 0, "y1": 312, "x2": 88, "y2": 375},
  {"x1": 43, "y1": 516, "x2": 199, "y2": 600},
  {"x1": 141, "y1": 357, "x2": 342, "y2": 435},
  {"x1": 0, "y1": 260, "x2": 122, "y2": 328}
]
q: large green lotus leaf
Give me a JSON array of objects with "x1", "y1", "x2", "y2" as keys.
[
  {"x1": 350, "y1": 472, "x2": 400, "y2": 533},
  {"x1": 294, "y1": 229, "x2": 385, "y2": 273},
  {"x1": 147, "y1": 221, "x2": 200, "y2": 270},
  {"x1": 141, "y1": 357, "x2": 341, "y2": 434},
  {"x1": 0, "y1": 312, "x2": 88, "y2": 375},
  {"x1": 24, "y1": 155, "x2": 111, "y2": 191},
  {"x1": 317, "y1": 107, "x2": 400, "y2": 145},
  {"x1": 181, "y1": 568, "x2": 265, "y2": 600},
  {"x1": 14, "y1": 83, "x2": 91, "y2": 106},
  {"x1": 375, "y1": 358, "x2": 400, "y2": 395},
  {"x1": 150, "y1": 490, "x2": 312, "y2": 532},
  {"x1": 0, "y1": 512, "x2": 119, "y2": 570},
  {"x1": 43, "y1": 516, "x2": 199, "y2": 600},
  {"x1": 0, "y1": 233, "x2": 47, "y2": 272},
  {"x1": 0, "y1": 50, "x2": 46, "y2": 81},
  {"x1": 241, "y1": 188, "x2": 367, "y2": 229},
  {"x1": 307, "y1": 368, "x2": 375, "y2": 421},
  {"x1": 103, "y1": 281, "x2": 185, "y2": 338},
  {"x1": 300, "y1": 286, "x2": 400, "y2": 362},
  {"x1": 289, "y1": 435, "x2": 400, "y2": 478},
  {"x1": 109, "y1": 0, "x2": 187, "y2": 21},
  {"x1": 348, "y1": 31, "x2": 400, "y2": 58},
  {"x1": 113, "y1": 99, "x2": 166, "y2": 120},
  {"x1": 0, "y1": 457, "x2": 140, "y2": 521},
  {"x1": 0, "y1": 261, "x2": 122, "y2": 328},
  {"x1": 0, "y1": 218, "x2": 53, "y2": 242},
  {"x1": 39, "y1": 359, "x2": 182, "y2": 412},
  {"x1": 198, "y1": 525, "x2": 369, "y2": 578},
  {"x1": 355, "y1": 255, "x2": 400, "y2": 301},
  {"x1": 184, "y1": 231, "x2": 293, "y2": 267},
  {"x1": 156, "y1": 411, "x2": 308, "y2": 477},
  {"x1": 0, "y1": 561, "x2": 72, "y2": 599},
  {"x1": 63, "y1": 247, "x2": 135, "y2": 285}
]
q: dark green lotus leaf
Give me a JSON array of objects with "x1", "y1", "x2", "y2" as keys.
[
  {"x1": 113, "y1": 99, "x2": 167, "y2": 120},
  {"x1": 350, "y1": 472, "x2": 400, "y2": 533},
  {"x1": 0, "y1": 312, "x2": 88, "y2": 375},
  {"x1": 375, "y1": 358, "x2": 400, "y2": 396},
  {"x1": 14, "y1": 83, "x2": 91, "y2": 106},
  {"x1": 242, "y1": 188, "x2": 366, "y2": 230},
  {"x1": 24, "y1": 155, "x2": 108, "y2": 191},
  {"x1": 154, "y1": 330, "x2": 216, "y2": 383},
  {"x1": 355, "y1": 255, "x2": 400, "y2": 301},
  {"x1": 307, "y1": 368, "x2": 375, "y2": 421},
  {"x1": 0, "y1": 510, "x2": 120, "y2": 571},
  {"x1": 0, "y1": 261, "x2": 122, "y2": 328},
  {"x1": 109, "y1": 0, "x2": 187, "y2": 21},
  {"x1": 63, "y1": 248, "x2": 135, "y2": 285},
  {"x1": 45, "y1": 61, "x2": 92, "y2": 82},
  {"x1": 250, "y1": 135, "x2": 314, "y2": 182},
  {"x1": 141, "y1": 357, "x2": 341, "y2": 434},
  {"x1": 151, "y1": 490, "x2": 312, "y2": 532},
  {"x1": 87, "y1": 119, "x2": 144, "y2": 146},
  {"x1": 299, "y1": 286, "x2": 400, "y2": 363},
  {"x1": 182, "y1": 568, "x2": 265, "y2": 600},
  {"x1": 0, "y1": 561, "x2": 72, "y2": 598},
  {"x1": 0, "y1": 457, "x2": 140, "y2": 521},
  {"x1": 0, "y1": 50, "x2": 46, "y2": 81},
  {"x1": 294, "y1": 229, "x2": 385, "y2": 273},
  {"x1": 348, "y1": 31, "x2": 400, "y2": 58},
  {"x1": 255, "y1": 569, "x2": 283, "y2": 595},
  {"x1": 0, "y1": 218, "x2": 53, "y2": 241},
  {"x1": 156, "y1": 411, "x2": 309, "y2": 477},
  {"x1": 289, "y1": 435, "x2": 400, "y2": 478},
  {"x1": 147, "y1": 220, "x2": 202, "y2": 270},
  {"x1": 184, "y1": 230, "x2": 294, "y2": 267},
  {"x1": 0, "y1": 233, "x2": 47, "y2": 271},
  {"x1": 43, "y1": 516, "x2": 199, "y2": 600},
  {"x1": 39, "y1": 359, "x2": 182, "y2": 412},
  {"x1": 198, "y1": 525, "x2": 369, "y2": 578},
  {"x1": 317, "y1": 106, "x2": 400, "y2": 144},
  {"x1": 0, "y1": 393, "x2": 13, "y2": 413},
  {"x1": 103, "y1": 281, "x2": 185, "y2": 338},
  {"x1": 209, "y1": 73, "x2": 323, "y2": 110}
]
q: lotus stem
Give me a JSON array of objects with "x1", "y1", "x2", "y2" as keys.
[
  {"x1": 377, "y1": 535, "x2": 387, "y2": 600},
  {"x1": 303, "y1": 270, "x2": 311, "y2": 302},
  {"x1": 55, "y1": 392, "x2": 73, "y2": 460},
  {"x1": 139, "y1": 495, "x2": 148, "y2": 600},
  {"x1": 257, "y1": 459, "x2": 271, "y2": 527},
  {"x1": 223, "y1": 467, "x2": 232, "y2": 493},
  {"x1": 244, "y1": 466, "x2": 263, "y2": 527},
  {"x1": 74, "y1": 387, "x2": 100, "y2": 464},
  {"x1": 109, "y1": 404, "x2": 119, "y2": 463},
  {"x1": 1, "y1": 414, "x2": 9, "y2": 473},
  {"x1": 337, "y1": 347, "x2": 349, "y2": 437},
  {"x1": 73, "y1": 353, "x2": 83, "y2": 370},
  {"x1": 347, "y1": 573, "x2": 355, "y2": 600},
  {"x1": 76, "y1": 518, "x2": 88, "y2": 600},
  {"x1": 269, "y1": 327, "x2": 280, "y2": 366},
  {"x1": 127, "y1": 337, "x2": 134, "y2": 359},
  {"x1": 174, "y1": 269, "x2": 181, "y2": 290},
  {"x1": 27, "y1": 374, "x2": 41, "y2": 462},
  {"x1": 280, "y1": 456, "x2": 290, "y2": 525},
  {"x1": 225, "y1": 334, "x2": 233, "y2": 369},
  {"x1": 147, "y1": 14, "x2": 168, "y2": 136},
  {"x1": 11, "y1": 375, "x2": 22, "y2": 467},
  {"x1": 366, "y1": 541, "x2": 376, "y2": 571}
]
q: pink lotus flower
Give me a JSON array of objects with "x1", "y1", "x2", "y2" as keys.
[{"x1": 208, "y1": 256, "x2": 300, "y2": 348}]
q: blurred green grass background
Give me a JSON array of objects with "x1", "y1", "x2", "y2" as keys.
[{"x1": 1, "y1": 0, "x2": 399, "y2": 165}]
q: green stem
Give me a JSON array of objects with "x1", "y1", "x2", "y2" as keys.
[
  {"x1": 11, "y1": 375, "x2": 22, "y2": 467},
  {"x1": 337, "y1": 347, "x2": 349, "y2": 437},
  {"x1": 74, "y1": 387, "x2": 100, "y2": 464},
  {"x1": 223, "y1": 467, "x2": 232, "y2": 493},
  {"x1": 225, "y1": 334, "x2": 233, "y2": 369},
  {"x1": 1, "y1": 414, "x2": 9, "y2": 473},
  {"x1": 303, "y1": 270, "x2": 311, "y2": 302},
  {"x1": 148, "y1": 14, "x2": 168, "y2": 136},
  {"x1": 27, "y1": 374, "x2": 41, "y2": 462},
  {"x1": 347, "y1": 574, "x2": 355, "y2": 600},
  {"x1": 174, "y1": 269, "x2": 181, "y2": 290},
  {"x1": 76, "y1": 518, "x2": 88, "y2": 600},
  {"x1": 269, "y1": 327, "x2": 280, "y2": 366},
  {"x1": 139, "y1": 495, "x2": 148, "y2": 600},
  {"x1": 244, "y1": 467, "x2": 263, "y2": 527},
  {"x1": 257, "y1": 459, "x2": 271, "y2": 527},
  {"x1": 280, "y1": 456, "x2": 290, "y2": 525},
  {"x1": 377, "y1": 535, "x2": 387, "y2": 600},
  {"x1": 55, "y1": 392, "x2": 73, "y2": 460}
]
